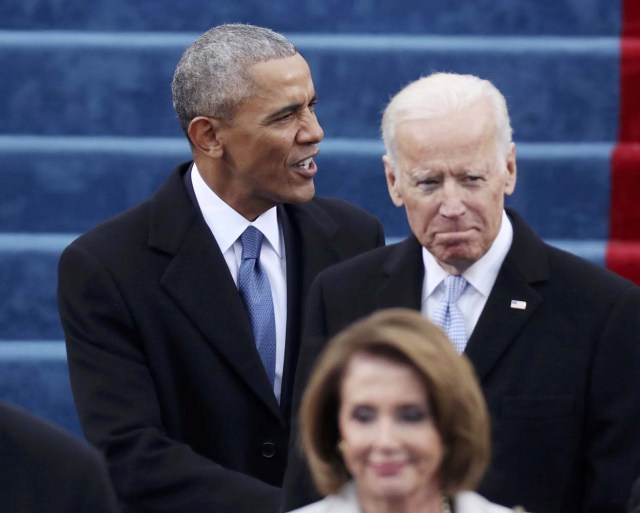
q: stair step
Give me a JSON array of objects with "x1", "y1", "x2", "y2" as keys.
[
  {"x1": 0, "y1": 137, "x2": 613, "y2": 238},
  {"x1": 0, "y1": 1, "x2": 621, "y2": 35},
  {"x1": 0, "y1": 233, "x2": 608, "y2": 342},
  {"x1": 0, "y1": 32, "x2": 619, "y2": 141},
  {"x1": 0, "y1": 341, "x2": 80, "y2": 434}
]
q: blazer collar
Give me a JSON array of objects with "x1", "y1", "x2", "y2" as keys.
[
  {"x1": 147, "y1": 164, "x2": 350, "y2": 420},
  {"x1": 375, "y1": 236, "x2": 424, "y2": 310},
  {"x1": 375, "y1": 211, "x2": 550, "y2": 383},
  {"x1": 149, "y1": 163, "x2": 282, "y2": 418},
  {"x1": 277, "y1": 200, "x2": 343, "y2": 418},
  {"x1": 465, "y1": 209, "x2": 549, "y2": 381}
]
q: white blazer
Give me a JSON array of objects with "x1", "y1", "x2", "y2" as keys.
[{"x1": 286, "y1": 482, "x2": 526, "y2": 513}]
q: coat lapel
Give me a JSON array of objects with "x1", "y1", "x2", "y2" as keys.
[
  {"x1": 374, "y1": 236, "x2": 424, "y2": 311},
  {"x1": 281, "y1": 202, "x2": 343, "y2": 305},
  {"x1": 278, "y1": 202, "x2": 343, "y2": 417},
  {"x1": 149, "y1": 164, "x2": 281, "y2": 419},
  {"x1": 465, "y1": 210, "x2": 549, "y2": 381}
]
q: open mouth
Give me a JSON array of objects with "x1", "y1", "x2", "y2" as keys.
[
  {"x1": 291, "y1": 154, "x2": 318, "y2": 177},
  {"x1": 296, "y1": 157, "x2": 313, "y2": 170}
]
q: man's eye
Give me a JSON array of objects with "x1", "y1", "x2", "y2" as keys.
[
  {"x1": 275, "y1": 112, "x2": 294, "y2": 122},
  {"x1": 308, "y1": 101, "x2": 318, "y2": 113},
  {"x1": 417, "y1": 180, "x2": 439, "y2": 190}
]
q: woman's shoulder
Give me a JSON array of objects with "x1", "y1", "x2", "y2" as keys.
[
  {"x1": 287, "y1": 483, "x2": 360, "y2": 513},
  {"x1": 286, "y1": 500, "x2": 330, "y2": 513},
  {"x1": 455, "y1": 491, "x2": 529, "y2": 513}
]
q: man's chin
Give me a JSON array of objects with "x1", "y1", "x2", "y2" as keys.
[
  {"x1": 431, "y1": 246, "x2": 477, "y2": 273},
  {"x1": 285, "y1": 183, "x2": 315, "y2": 204}
]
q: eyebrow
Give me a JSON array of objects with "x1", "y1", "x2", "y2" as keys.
[
  {"x1": 408, "y1": 168, "x2": 437, "y2": 180},
  {"x1": 265, "y1": 94, "x2": 318, "y2": 123}
]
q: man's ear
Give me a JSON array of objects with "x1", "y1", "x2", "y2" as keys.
[
  {"x1": 383, "y1": 155, "x2": 404, "y2": 207},
  {"x1": 187, "y1": 116, "x2": 224, "y2": 158},
  {"x1": 504, "y1": 142, "x2": 517, "y2": 196}
]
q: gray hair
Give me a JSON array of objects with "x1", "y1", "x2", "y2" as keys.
[
  {"x1": 381, "y1": 72, "x2": 513, "y2": 166},
  {"x1": 171, "y1": 23, "x2": 297, "y2": 136}
]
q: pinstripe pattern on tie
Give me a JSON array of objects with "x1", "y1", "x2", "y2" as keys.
[
  {"x1": 432, "y1": 275, "x2": 468, "y2": 353},
  {"x1": 238, "y1": 226, "x2": 276, "y2": 386}
]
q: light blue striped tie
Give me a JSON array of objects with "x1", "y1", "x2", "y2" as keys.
[
  {"x1": 238, "y1": 226, "x2": 276, "y2": 386},
  {"x1": 432, "y1": 275, "x2": 468, "y2": 354}
]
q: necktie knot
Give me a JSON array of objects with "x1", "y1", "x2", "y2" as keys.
[
  {"x1": 443, "y1": 275, "x2": 467, "y2": 303},
  {"x1": 240, "y1": 226, "x2": 264, "y2": 261}
]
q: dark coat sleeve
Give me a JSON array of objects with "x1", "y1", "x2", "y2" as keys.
[
  {"x1": 0, "y1": 401, "x2": 120, "y2": 513},
  {"x1": 582, "y1": 285, "x2": 640, "y2": 513},
  {"x1": 280, "y1": 275, "x2": 331, "y2": 512},
  {"x1": 629, "y1": 477, "x2": 640, "y2": 513}
]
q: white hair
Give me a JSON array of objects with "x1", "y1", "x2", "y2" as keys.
[{"x1": 381, "y1": 72, "x2": 513, "y2": 167}]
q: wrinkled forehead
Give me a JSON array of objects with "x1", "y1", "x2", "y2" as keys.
[
  {"x1": 395, "y1": 105, "x2": 498, "y2": 164},
  {"x1": 245, "y1": 53, "x2": 311, "y2": 88}
]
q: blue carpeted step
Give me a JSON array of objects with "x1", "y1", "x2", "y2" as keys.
[
  {"x1": 0, "y1": 235, "x2": 608, "y2": 342},
  {"x1": 0, "y1": 32, "x2": 620, "y2": 141},
  {"x1": 0, "y1": 0, "x2": 621, "y2": 35},
  {"x1": 0, "y1": 341, "x2": 81, "y2": 434},
  {"x1": 0, "y1": 234, "x2": 71, "y2": 340},
  {"x1": 0, "y1": 0, "x2": 626, "y2": 457},
  {"x1": 0, "y1": 137, "x2": 612, "y2": 240}
]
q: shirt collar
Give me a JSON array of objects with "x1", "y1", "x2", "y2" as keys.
[
  {"x1": 191, "y1": 163, "x2": 282, "y2": 256},
  {"x1": 423, "y1": 210, "x2": 513, "y2": 297}
]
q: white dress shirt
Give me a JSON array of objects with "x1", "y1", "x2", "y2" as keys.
[
  {"x1": 422, "y1": 210, "x2": 513, "y2": 344},
  {"x1": 191, "y1": 163, "x2": 287, "y2": 402}
]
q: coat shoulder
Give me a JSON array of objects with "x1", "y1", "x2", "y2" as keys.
[
  {"x1": 305, "y1": 196, "x2": 381, "y2": 229},
  {"x1": 0, "y1": 401, "x2": 104, "y2": 472}
]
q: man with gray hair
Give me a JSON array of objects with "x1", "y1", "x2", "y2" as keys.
[
  {"x1": 57, "y1": 24, "x2": 383, "y2": 513},
  {"x1": 283, "y1": 72, "x2": 640, "y2": 513}
]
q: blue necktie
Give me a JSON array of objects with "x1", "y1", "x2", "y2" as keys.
[
  {"x1": 238, "y1": 226, "x2": 276, "y2": 386},
  {"x1": 432, "y1": 275, "x2": 468, "y2": 354}
]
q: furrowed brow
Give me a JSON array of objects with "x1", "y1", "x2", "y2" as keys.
[{"x1": 265, "y1": 94, "x2": 318, "y2": 123}]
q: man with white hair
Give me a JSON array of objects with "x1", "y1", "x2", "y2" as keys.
[{"x1": 283, "y1": 73, "x2": 640, "y2": 513}]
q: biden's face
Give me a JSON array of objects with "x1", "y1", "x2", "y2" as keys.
[{"x1": 384, "y1": 99, "x2": 516, "y2": 275}]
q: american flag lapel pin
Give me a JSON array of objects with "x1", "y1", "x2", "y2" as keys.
[{"x1": 510, "y1": 299, "x2": 527, "y2": 310}]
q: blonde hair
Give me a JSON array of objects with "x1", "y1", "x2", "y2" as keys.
[{"x1": 299, "y1": 308, "x2": 490, "y2": 496}]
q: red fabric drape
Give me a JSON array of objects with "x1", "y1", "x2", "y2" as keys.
[{"x1": 606, "y1": 0, "x2": 640, "y2": 283}]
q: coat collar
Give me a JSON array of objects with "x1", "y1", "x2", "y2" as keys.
[
  {"x1": 277, "y1": 199, "x2": 343, "y2": 418},
  {"x1": 464, "y1": 209, "x2": 549, "y2": 380},
  {"x1": 375, "y1": 209, "x2": 549, "y2": 382},
  {"x1": 148, "y1": 163, "x2": 346, "y2": 419},
  {"x1": 375, "y1": 236, "x2": 425, "y2": 310}
]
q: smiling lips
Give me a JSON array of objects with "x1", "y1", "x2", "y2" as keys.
[{"x1": 370, "y1": 460, "x2": 406, "y2": 475}]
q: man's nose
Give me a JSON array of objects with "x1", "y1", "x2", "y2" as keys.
[
  {"x1": 297, "y1": 110, "x2": 324, "y2": 145},
  {"x1": 438, "y1": 182, "x2": 466, "y2": 217}
]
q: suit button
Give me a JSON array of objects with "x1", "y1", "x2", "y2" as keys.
[{"x1": 261, "y1": 442, "x2": 276, "y2": 458}]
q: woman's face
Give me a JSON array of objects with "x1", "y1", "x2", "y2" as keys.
[{"x1": 338, "y1": 352, "x2": 444, "y2": 506}]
